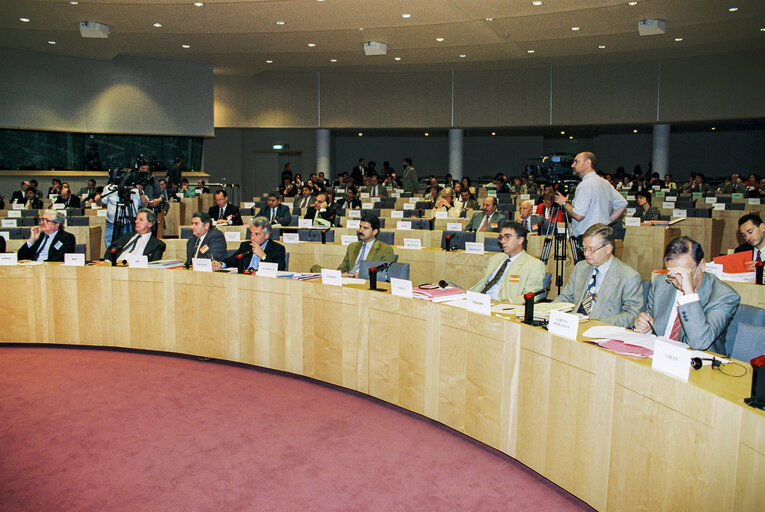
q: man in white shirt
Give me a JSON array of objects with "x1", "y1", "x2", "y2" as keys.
[
  {"x1": 465, "y1": 197, "x2": 507, "y2": 233},
  {"x1": 95, "y1": 183, "x2": 146, "y2": 247},
  {"x1": 104, "y1": 208, "x2": 166, "y2": 262},
  {"x1": 734, "y1": 214, "x2": 765, "y2": 263},
  {"x1": 517, "y1": 200, "x2": 542, "y2": 232}
]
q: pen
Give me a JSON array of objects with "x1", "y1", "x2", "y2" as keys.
[{"x1": 648, "y1": 320, "x2": 658, "y2": 336}]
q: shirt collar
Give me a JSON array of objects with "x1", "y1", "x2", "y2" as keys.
[{"x1": 593, "y1": 255, "x2": 613, "y2": 274}]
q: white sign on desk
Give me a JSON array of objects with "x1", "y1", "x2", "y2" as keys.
[
  {"x1": 1, "y1": 219, "x2": 17, "y2": 227},
  {"x1": 51, "y1": 203, "x2": 65, "y2": 210},
  {"x1": 748, "y1": 198, "x2": 760, "y2": 205},
  {"x1": 520, "y1": 194, "x2": 530, "y2": 200},
  {"x1": 391, "y1": 210, "x2": 404, "y2": 218},
  {"x1": 652, "y1": 337, "x2": 691, "y2": 381},
  {"x1": 346, "y1": 219, "x2": 360, "y2": 229},
  {"x1": 12, "y1": 203, "x2": 24, "y2": 210},
  {"x1": 242, "y1": 202, "x2": 255, "y2": 209},
  {"x1": 625, "y1": 207, "x2": 636, "y2": 216},
  {"x1": 665, "y1": 196, "x2": 677, "y2": 202},
  {"x1": 0, "y1": 253, "x2": 18, "y2": 265},
  {"x1": 672, "y1": 209, "x2": 687, "y2": 218},
  {"x1": 90, "y1": 203, "x2": 98, "y2": 209},
  {"x1": 127, "y1": 255, "x2": 149, "y2": 268},
  {"x1": 0, "y1": 231, "x2": 9, "y2": 241},
  {"x1": 360, "y1": 192, "x2": 370, "y2": 199},
  {"x1": 283, "y1": 233, "x2": 299, "y2": 244},
  {"x1": 625, "y1": 217, "x2": 641, "y2": 227},
  {"x1": 662, "y1": 201, "x2": 674, "y2": 209},
  {"x1": 348, "y1": 210, "x2": 361, "y2": 218},
  {"x1": 705, "y1": 197, "x2": 717, "y2": 204},
  {"x1": 403, "y1": 238, "x2": 422, "y2": 249},
  {"x1": 64, "y1": 253, "x2": 85, "y2": 266},
  {"x1": 435, "y1": 211, "x2": 448, "y2": 219},
  {"x1": 446, "y1": 222, "x2": 462, "y2": 231},
  {"x1": 321, "y1": 268, "x2": 343, "y2": 287},
  {"x1": 705, "y1": 261, "x2": 723, "y2": 278},
  {"x1": 466, "y1": 291, "x2": 491, "y2": 316},
  {"x1": 298, "y1": 219, "x2": 313, "y2": 228},
  {"x1": 97, "y1": 209, "x2": 108, "y2": 217},
  {"x1": 361, "y1": 202, "x2": 374, "y2": 210},
  {"x1": 548, "y1": 310, "x2": 580, "y2": 340},
  {"x1": 7, "y1": 210, "x2": 21, "y2": 218},
  {"x1": 713, "y1": 203, "x2": 726, "y2": 210},
  {"x1": 464, "y1": 242, "x2": 484, "y2": 254},
  {"x1": 224, "y1": 231, "x2": 241, "y2": 242},
  {"x1": 397, "y1": 221, "x2": 412, "y2": 230},
  {"x1": 408, "y1": 197, "x2": 419, "y2": 203},
  {"x1": 192, "y1": 258, "x2": 213, "y2": 272},
  {"x1": 257, "y1": 262, "x2": 278, "y2": 278},
  {"x1": 390, "y1": 277, "x2": 413, "y2": 298},
  {"x1": 403, "y1": 203, "x2": 415, "y2": 210},
  {"x1": 341, "y1": 235, "x2": 357, "y2": 245}
]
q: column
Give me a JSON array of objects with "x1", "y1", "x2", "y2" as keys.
[
  {"x1": 652, "y1": 124, "x2": 670, "y2": 175},
  {"x1": 448, "y1": 128, "x2": 463, "y2": 181},
  {"x1": 316, "y1": 129, "x2": 330, "y2": 177}
]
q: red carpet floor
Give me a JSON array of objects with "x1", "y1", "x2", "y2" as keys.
[{"x1": 0, "y1": 346, "x2": 593, "y2": 511}]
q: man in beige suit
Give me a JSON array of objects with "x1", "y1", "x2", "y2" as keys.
[{"x1": 470, "y1": 221, "x2": 546, "y2": 303}]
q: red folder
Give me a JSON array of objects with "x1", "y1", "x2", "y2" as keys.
[{"x1": 713, "y1": 251, "x2": 752, "y2": 273}]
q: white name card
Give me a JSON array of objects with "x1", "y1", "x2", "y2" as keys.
[
  {"x1": 391, "y1": 210, "x2": 404, "y2": 218},
  {"x1": 713, "y1": 203, "x2": 726, "y2": 210},
  {"x1": 7, "y1": 210, "x2": 21, "y2": 218},
  {"x1": 298, "y1": 219, "x2": 313, "y2": 228},
  {"x1": 548, "y1": 310, "x2": 580, "y2": 340},
  {"x1": 662, "y1": 201, "x2": 674, "y2": 209},
  {"x1": 748, "y1": 198, "x2": 760, "y2": 205},
  {"x1": 361, "y1": 202, "x2": 374, "y2": 210},
  {"x1": 435, "y1": 211, "x2": 448, "y2": 219},
  {"x1": 1, "y1": 219, "x2": 17, "y2": 227},
  {"x1": 176, "y1": 193, "x2": 184, "y2": 198},
  {"x1": 360, "y1": 193, "x2": 370, "y2": 199},
  {"x1": 625, "y1": 207, "x2": 636, "y2": 216},
  {"x1": 466, "y1": 291, "x2": 491, "y2": 316},
  {"x1": 705, "y1": 261, "x2": 724, "y2": 278},
  {"x1": 408, "y1": 197, "x2": 419, "y2": 203},
  {"x1": 520, "y1": 194, "x2": 530, "y2": 200},
  {"x1": 90, "y1": 203, "x2": 98, "y2": 209},
  {"x1": 283, "y1": 233, "x2": 300, "y2": 244},
  {"x1": 464, "y1": 242, "x2": 484, "y2": 254},
  {"x1": 127, "y1": 255, "x2": 149, "y2": 268},
  {"x1": 403, "y1": 203, "x2": 415, "y2": 210},
  {"x1": 390, "y1": 277, "x2": 413, "y2": 299},
  {"x1": 242, "y1": 202, "x2": 255, "y2": 209},
  {"x1": 651, "y1": 337, "x2": 691, "y2": 381},
  {"x1": 341, "y1": 235, "x2": 357, "y2": 245},
  {"x1": 446, "y1": 223, "x2": 462, "y2": 232},
  {"x1": 346, "y1": 220, "x2": 360, "y2": 229},
  {"x1": 626, "y1": 195, "x2": 636, "y2": 201},
  {"x1": 625, "y1": 217, "x2": 641, "y2": 227},
  {"x1": 392, "y1": 191, "x2": 401, "y2": 198},
  {"x1": 348, "y1": 209, "x2": 362, "y2": 218},
  {"x1": 672, "y1": 209, "x2": 687, "y2": 218},
  {"x1": 653, "y1": 185, "x2": 661, "y2": 191},
  {"x1": 257, "y1": 261, "x2": 278, "y2": 278},
  {"x1": 12, "y1": 203, "x2": 24, "y2": 210},
  {"x1": 97, "y1": 209, "x2": 108, "y2": 217},
  {"x1": 0, "y1": 253, "x2": 18, "y2": 265},
  {"x1": 52, "y1": 203, "x2": 65, "y2": 210},
  {"x1": 58, "y1": 210, "x2": 67, "y2": 217},
  {"x1": 705, "y1": 197, "x2": 717, "y2": 204},
  {"x1": 192, "y1": 257, "x2": 213, "y2": 272},
  {"x1": 0, "y1": 231, "x2": 9, "y2": 241},
  {"x1": 321, "y1": 268, "x2": 343, "y2": 287},
  {"x1": 665, "y1": 196, "x2": 677, "y2": 202},
  {"x1": 64, "y1": 253, "x2": 85, "y2": 266},
  {"x1": 224, "y1": 231, "x2": 242, "y2": 242},
  {"x1": 397, "y1": 221, "x2": 412, "y2": 230},
  {"x1": 403, "y1": 238, "x2": 422, "y2": 250}
]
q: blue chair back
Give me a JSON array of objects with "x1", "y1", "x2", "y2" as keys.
[
  {"x1": 441, "y1": 230, "x2": 476, "y2": 250},
  {"x1": 376, "y1": 231, "x2": 395, "y2": 246}
]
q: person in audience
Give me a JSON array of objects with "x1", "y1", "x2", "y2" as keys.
[
  {"x1": 54, "y1": 185, "x2": 81, "y2": 208},
  {"x1": 634, "y1": 237, "x2": 740, "y2": 355},
  {"x1": 351, "y1": 159, "x2": 366, "y2": 186},
  {"x1": 78, "y1": 179, "x2": 97, "y2": 200},
  {"x1": 257, "y1": 191, "x2": 291, "y2": 226},
  {"x1": 166, "y1": 157, "x2": 183, "y2": 190},
  {"x1": 316, "y1": 172, "x2": 328, "y2": 190},
  {"x1": 11, "y1": 181, "x2": 30, "y2": 203},
  {"x1": 493, "y1": 175, "x2": 510, "y2": 194},
  {"x1": 687, "y1": 173, "x2": 710, "y2": 194},
  {"x1": 195, "y1": 179, "x2": 211, "y2": 194},
  {"x1": 444, "y1": 174, "x2": 455, "y2": 188},
  {"x1": 281, "y1": 162, "x2": 293, "y2": 183},
  {"x1": 48, "y1": 178, "x2": 63, "y2": 196},
  {"x1": 402, "y1": 157, "x2": 418, "y2": 192},
  {"x1": 208, "y1": 189, "x2": 243, "y2": 226},
  {"x1": 293, "y1": 173, "x2": 304, "y2": 187},
  {"x1": 104, "y1": 208, "x2": 166, "y2": 262},
  {"x1": 465, "y1": 197, "x2": 506, "y2": 232},
  {"x1": 663, "y1": 173, "x2": 677, "y2": 190},
  {"x1": 366, "y1": 161, "x2": 378, "y2": 177},
  {"x1": 747, "y1": 177, "x2": 765, "y2": 199},
  {"x1": 461, "y1": 176, "x2": 474, "y2": 195},
  {"x1": 157, "y1": 179, "x2": 172, "y2": 210},
  {"x1": 338, "y1": 186, "x2": 361, "y2": 210},
  {"x1": 315, "y1": 213, "x2": 394, "y2": 278},
  {"x1": 17, "y1": 209, "x2": 76, "y2": 262},
  {"x1": 23, "y1": 188, "x2": 44, "y2": 210},
  {"x1": 553, "y1": 223, "x2": 642, "y2": 328},
  {"x1": 212, "y1": 216, "x2": 286, "y2": 271},
  {"x1": 745, "y1": 173, "x2": 759, "y2": 189},
  {"x1": 617, "y1": 175, "x2": 633, "y2": 191},
  {"x1": 554, "y1": 152, "x2": 628, "y2": 242},
  {"x1": 433, "y1": 187, "x2": 459, "y2": 217},
  {"x1": 306, "y1": 174, "x2": 321, "y2": 195},
  {"x1": 303, "y1": 192, "x2": 333, "y2": 226},
  {"x1": 535, "y1": 192, "x2": 564, "y2": 223},
  {"x1": 364, "y1": 174, "x2": 388, "y2": 197},
  {"x1": 281, "y1": 179, "x2": 297, "y2": 198},
  {"x1": 459, "y1": 188, "x2": 479, "y2": 212},
  {"x1": 527, "y1": 175, "x2": 540, "y2": 195},
  {"x1": 734, "y1": 214, "x2": 765, "y2": 262},
  {"x1": 647, "y1": 172, "x2": 662, "y2": 189},
  {"x1": 0, "y1": 194, "x2": 4, "y2": 210},
  {"x1": 382, "y1": 173, "x2": 398, "y2": 189},
  {"x1": 177, "y1": 178, "x2": 196, "y2": 198},
  {"x1": 469, "y1": 221, "x2": 546, "y2": 303},
  {"x1": 29, "y1": 180, "x2": 42, "y2": 199},
  {"x1": 0, "y1": 233, "x2": 5, "y2": 253},
  {"x1": 517, "y1": 200, "x2": 542, "y2": 232},
  {"x1": 185, "y1": 212, "x2": 227, "y2": 266},
  {"x1": 323, "y1": 189, "x2": 340, "y2": 221},
  {"x1": 635, "y1": 190, "x2": 661, "y2": 222},
  {"x1": 293, "y1": 184, "x2": 315, "y2": 210},
  {"x1": 717, "y1": 173, "x2": 747, "y2": 194},
  {"x1": 424, "y1": 183, "x2": 440, "y2": 204}
]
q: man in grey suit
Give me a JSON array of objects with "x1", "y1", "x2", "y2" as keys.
[
  {"x1": 553, "y1": 223, "x2": 643, "y2": 328},
  {"x1": 401, "y1": 157, "x2": 419, "y2": 192},
  {"x1": 465, "y1": 196, "x2": 507, "y2": 232},
  {"x1": 517, "y1": 200, "x2": 542, "y2": 232},
  {"x1": 185, "y1": 211, "x2": 228, "y2": 266},
  {"x1": 634, "y1": 236, "x2": 740, "y2": 355}
]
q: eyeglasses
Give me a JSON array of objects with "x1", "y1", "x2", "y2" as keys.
[
  {"x1": 582, "y1": 244, "x2": 606, "y2": 255},
  {"x1": 40, "y1": 218, "x2": 53, "y2": 224},
  {"x1": 497, "y1": 234, "x2": 517, "y2": 242}
]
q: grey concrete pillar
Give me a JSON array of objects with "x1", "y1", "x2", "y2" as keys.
[
  {"x1": 448, "y1": 128, "x2": 463, "y2": 181},
  {"x1": 652, "y1": 124, "x2": 670, "y2": 175},
  {"x1": 316, "y1": 128, "x2": 331, "y2": 177}
]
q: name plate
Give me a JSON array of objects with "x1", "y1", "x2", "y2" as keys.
[
  {"x1": 403, "y1": 203, "x2": 415, "y2": 210},
  {"x1": 176, "y1": 193, "x2": 184, "y2": 198},
  {"x1": 90, "y1": 203, "x2": 98, "y2": 209},
  {"x1": 488, "y1": 190, "x2": 497, "y2": 197},
  {"x1": 191, "y1": 258, "x2": 212, "y2": 271},
  {"x1": 257, "y1": 261, "x2": 278, "y2": 278},
  {"x1": 520, "y1": 194, "x2": 530, "y2": 200},
  {"x1": 361, "y1": 202, "x2": 374, "y2": 210},
  {"x1": 341, "y1": 235, "x2": 357, "y2": 245},
  {"x1": 360, "y1": 193, "x2": 370, "y2": 199},
  {"x1": 0, "y1": 231, "x2": 9, "y2": 241},
  {"x1": 731, "y1": 193, "x2": 744, "y2": 199},
  {"x1": 321, "y1": 268, "x2": 343, "y2": 287},
  {"x1": 652, "y1": 185, "x2": 661, "y2": 191},
  {"x1": 408, "y1": 197, "x2": 419, "y2": 203},
  {"x1": 392, "y1": 191, "x2": 401, "y2": 198},
  {"x1": 748, "y1": 198, "x2": 761, "y2": 205},
  {"x1": 12, "y1": 203, "x2": 24, "y2": 210},
  {"x1": 705, "y1": 261, "x2": 723, "y2": 278},
  {"x1": 0, "y1": 253, "x2": 18, "y2": 265},
  {"x1": 672, "y1": 209, "x2": 687, "y2": 218},
  {"x1": 397, "y1": 221, "x2": 412, "y2": 230},
  {"x1": 464, "y1": 242, "x2": 484, "y2": 254},
  {"x1": 391, "y1": 210, "x2": 404, "y2": 218},
  {"x1": 655, "y1": 191, "x2": 665, "y2": 198},
  {"x1": 7, "y1": 210, "x2": 22, "y2": 218},
  {"x1": 390, "y1": 277, "x2": 413, "y2": 299},
  {"x1": 403, "y1": 238, "x2": 422, "y2": 250},
  {"x1": 625, "y1": 207, "x2": 636, "y2": 216},
  {"x1": 242, "y1": 202, "x2": 255, "y2": 209},
  {"x1": 713, "y1": 203, "x2": 726, "y2": 210},
  {"x1": 64, "y1": 253, "x2": 85, "y2": 266},
  {"x1": 282, "y1": 233, "x2": 299, "y2": 244},
  {"x1": 665, "y1": 196, "x2": 677, "y2": 202},
  {"x1": 97, "y1": 209, "x2": 108, "y2": 217},
  {"x1": 435, "y1": 211, "x2": 448, "y2": 219},
  {"x1": 692, "y1": 192, "x2": 702, "y2": 199},
  {"x1": 651, "y1": 337, "x2": 691, "y2": 381},
  {"x1": 1, "y1": 219, "x2": 17, "y2": 227},
  {"x1": 626, "y1": 195, "x2": 636, "y2": 201},
  {"x1": 625, "y1": 217, "x2": 641, "y2": 227},
  {"x1": 52, "y1": 203, "x2": 65, "y2": 210},
  {"x1": 298, "y1": 219, "x2": 313, "y2": 228},
  {"x1": 127, "y1": 255, "x2": 149, "y2": 268},
  {"x1": 662, "y1": 202, "x2": 674, "y2": 209},
  {"x1": 548, "y1": 310, "x2": 580, "y2": 340},
  {"x1": 446, "y1": 223, "x2": 462, "y2": 232},
  {"x1": 224, "y1": 231, "x2": 242, "y2": 242},
  {"x1": 466, "y1": 290, "x2": 491, "y2": 316},
  {"x1": 346, "y1": 219, "x2": 360, "y2": 229},
  {"x1": 705, "y1": 197, "x2": 717, "y2": 204},
  {"x1": 348, "y1": 209, "x2": 361, "y2": 218}
]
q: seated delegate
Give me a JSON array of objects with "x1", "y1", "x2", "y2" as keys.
[
  {"x1": 104, "y1": 208, "x2": 166, "y2": 262},
  {"x1": 17, "y1": 209, "x2": 76, "y2": 262},
  {"x1": 212, "y1": 217, "x2": 286, "y2": 271},
  {"x1": 185, "y1": 211, "x2": 228, "y2": 266}
]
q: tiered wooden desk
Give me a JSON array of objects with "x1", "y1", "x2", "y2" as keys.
[
  {"x1": 622, "y1": 225, "x2": 681, "y2": 281},
  {"x1": 0, "y1": 264, "x2": 762, "y2": 512}
]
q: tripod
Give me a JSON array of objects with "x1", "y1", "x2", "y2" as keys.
[
  {"x1": 539, "y1": 204, "x2": 581, "y2": 294},
  {"x1": 112, "y1": 188, "x2": 138, "y2": 242}
]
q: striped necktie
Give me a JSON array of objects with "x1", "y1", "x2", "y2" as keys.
[
  {"x1": 669, "y1": 311, "x2": 682, "y2": 341},
  {"x1": 579, "y1": 268, "x2": 599, "y2": 315},
  {"x1": 481, "y1": 257, "x2": 510, "y2": 294}
]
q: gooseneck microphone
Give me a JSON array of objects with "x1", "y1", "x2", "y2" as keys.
[
  {"x1": 236, "y1": 250, "x2": 252, "y2": 274},
  {"x1": 109, "y1": 248, "x2": 118, "y2": 267},
  {"x1": 523, "y1": 289, "x2": 549, "y2": 325},
  {"x1": 444, "y1": 234, "x2": 453, "y2": 252}
]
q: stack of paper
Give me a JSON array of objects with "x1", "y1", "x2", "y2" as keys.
[
  {"x1": 412, "y1": 286, "x2": 466, "y2": 302},
  {"x1": 148, "y1": 259, "x2": 185, "y2": 269},
  {"x1": 492, "y1": 301, "x2": 574, "y2": 320}
]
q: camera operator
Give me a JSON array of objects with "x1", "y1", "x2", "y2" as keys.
[
  {"x1": 554, "y1": 152, "x2": 627, "y2": 250},
  {"x1": 135, "y1": 160, "x2": 167, "y2": 236},
  {"x1": 95, "y1": 176, "x2": 146, "y2": 247}
]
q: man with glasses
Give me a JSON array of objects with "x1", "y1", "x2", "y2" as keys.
[
  {"x1": 18, "y1": 209, "x2": 76, "y2": 262},
  {"x1": 470, "y1": 221, "x2": 546, "y2": 303},
  {"x1": 553, "y1": 223, "x2": 642, "y2": 327},
  {"x1": 634, "y1": 237, "x2": 739, "y2": 355}
]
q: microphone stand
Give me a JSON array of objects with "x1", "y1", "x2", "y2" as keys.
[{"x1": 368, "y1": 262, "x2": 392, "y2": 292}]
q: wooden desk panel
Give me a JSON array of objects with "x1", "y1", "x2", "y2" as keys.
[{"x1": 622, "y1": 225, "x2": 681, "y2": 281}]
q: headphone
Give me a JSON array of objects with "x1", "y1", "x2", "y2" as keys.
[{"x1": 690, "y1": 357, "x2": 722, "y2": 370}]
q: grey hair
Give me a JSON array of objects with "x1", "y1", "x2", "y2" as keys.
[
  {"x1": 250, "y1": 216, "x2": 272, "y2": 235},
  {"x1": 137, "y1": 208, "x2": 156, "y2": 226},
  {"x1": 43, "y1": 209, "x2": 66, "y2": 226}
]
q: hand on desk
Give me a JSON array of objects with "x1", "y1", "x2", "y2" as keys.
[
  {"x1": 341, "y1": 272, "x2": 358, "y2": 278},
  {"x1": 211, "y1": 260, "x2": 223, "y2": 271},
  {"x1": 633, "y1": 312, "x2": 655, "y2": 334}
]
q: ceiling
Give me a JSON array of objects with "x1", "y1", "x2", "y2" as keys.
[{"x1": 1, "y1": 0, "x2": 763, "y2": 76}]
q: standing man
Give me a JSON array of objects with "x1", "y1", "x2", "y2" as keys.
[
  {"x1": 335, "y1": 213, "x2": 395, "y2": 278},
  {"x1": 105, "y1": 208, "x2": 166, "y2": 262},
  {"x1": 553, "y1": 224, "x2": 643, "y2": 328},
  {"x1": 734, "y1": 214, "x2": 765, "y2": 262},
  {"x1": 208, "y1": 189, "x2": 243, "y2": 226},
  {"x1": 166, "y1": 157, "x2": 183, "y2": 189},
  {"x1": 465, "y1": 197, "x2": 507, "y2": 232},
  {"x1": 402, "y1": 157, "x2": 419, "y2": 192},
  {"x1": 17, "y1": 210, "x2": 76, "y2": 262},
  {"x1": 185, "y1": 212, "x2": 227, "y2": 267},
  {"x1": 554, "y1": 152, "x2": 627, "y2": 242},
  {"x1": 212, "y1": 217, "x2": 286, "y2": 271},
  {"x1": 95, "y1": 181, "x2": 145, "y2": 248},
  {"x1": 469, "y1": 221, "x2": 546, "y2": 303},
  {"x1": 256, "y1": 192, "x2": 291, "y2": 226},
  {"x1": 351, "y1": 158, "x2": 366, "y2": 186}
]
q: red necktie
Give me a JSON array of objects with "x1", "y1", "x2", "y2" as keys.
[{"x1": 669, "y1": 312, "x2": 682, "y2": 341}]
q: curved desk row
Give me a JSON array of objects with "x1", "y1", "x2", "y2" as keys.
[{"x1": 1, "y1": 265, "x2": 763, "y2": 511}]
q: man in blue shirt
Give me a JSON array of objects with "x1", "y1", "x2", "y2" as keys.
[{"x1": 211, "y1": 216, "x2": 286, "y2": 271}]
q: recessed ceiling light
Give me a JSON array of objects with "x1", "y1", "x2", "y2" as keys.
[
  {"x1": 491, "y1": 132, "x2": 496, "y2": 136},
  {"x1": 48, "y1": 40, "x2": 56, "y2": 45},
  {"x1": 633, "y1": 129, "x2": 638, "y2": 133},
  {"x1": 459, "y1": 54, "x2": 466, "y2": 58},
  {"x1": 394, "y1": 57, "x2": 401, "y2": 61},
  {"x1": 571, "y1": 27, "x2": 580, "y2": 31},
  {"x1": 560, "y1": 130, "x2": 565, "y2": 135},
  {"x1": 532, "y1": 1, "x2": 543, "y2": 5},
  {"x1": 330, "y1": 58, "x2": 337, "y2": 62},
  {"x1": 193, "y1": 2, "x2": 204, "y2": 6},
  {"x1": 317, "y1": 0, "x2": 326, "y2": 2},
  {"x1": 598, "y1": 44, "x2": 606, "y2": 49},
  {"x1": 153, "y1": 22, "x2": 163, "y2": 28},
  {"x1": 711, "y1": 126, "x2": 716, "y2": 131},
  {"x1": 761, "y1": 27, "x2": 765, "y2": 31},
  {"x1": 628, "y1": 1, "x2": 638, "y2": 5},
  {"x1": 674, "y1": 37, "x2": 683, "y2": 42},
  {"x1": 485, "y1": 18, "x2": 494, "y2": 21},
  {"x1": 276, "y1": 21, "x2": 286, "y2": 25},
  {"x1": 569, "y1": 136, "x2": 574, "y2": 140},
  {"x1": 527, "y1": 49, "x2": 535, "y2": 53},
  {"x1": 358, "y1": 132, "x2": 363, "y2": 137},
  {"x1": 182, "y1": 44, "x2": 190, "y2": 49},
  {"x1": 424, "y1": 132, "x2": 429, "y2": 136},
  {"x1": 69, "y1": 1, "x2": 79, "y2": 4},
  {"x1": 436, "y1": 37, "x2": 444, "y2": 42},
  {"x1": 359, "y1": 27, "x2": 364, "y2": 31},
  {"x1": 266, "y1": 60, "x2": 273, "y2": 63},
  {"x1": 307, "y1": 43, "x2": 316, "y2": 47},
  {"x1": 19, "y1": 17, "x2": 30, "y2": 23},
  {"x1": 729, "y1": 7, "x2": 739, "y2": 12},
  {"x1": 401, "y1": 14, "x2": 411, "y2": 19}
]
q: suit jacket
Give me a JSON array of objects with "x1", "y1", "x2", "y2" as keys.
[
  {"x1": 20, "y1": 197, "x2": 44, "y2": 210},
  {"x1": 293, "y1": 195, "x2": 315, "y2": 210},
  {"x1": 553, "y1": 257, "x2": 643, "y2": 328},
  {"x1": 208, "y1": 203, "x2": 243, "y2": 225},
  {"x1": 11, "y1": 190, "x2": 24, "y2": 202},
  {"x1": 646, "y1": 274, "x2": 739, "y2": 355},
  {"x1": 363, "y1": 185, "x2": 389, "y2": 197},
  {"x1": 257, "y1": 204, "x2": 292, "y2": 225},
  {"x1": 469, "y1": 251, "x2": 546, "y2": 304},
  {"x1": 518, "y1": 214, "x2": 543, "y2": 232},
  {"x1": 465, "y1": 211, "x2": 507, "y2": 232},
  {"x1": 338, "y1": 197, "x2": 361, "y2": 210},
  {"x1": 105, "y1": 232, "x2": 166, "y2": 262},
  {"x1": 0, "y1": 235, "x2": 5, "y2": 253},
  {"x1": 18, "y1": 228, "x2": 76, "y2": 262},
  {"x1": 402, "y1": 166, "x2": 418, "y2": 192},
  {"x1": 185, "y1": 228, "x2": 228, "y2": 266},
  {"x1": 55, "y1": 195, "x2": 81, "y2": 208},
  {"x1": 338, "y1": 239, "x2": 395, "y2": 274},
  {"x1": 303, "y1": 207, "x2": 334, "y2": 225},
  {"x1": 222, "y1": 239, "x2": 287, "y2": 271}
]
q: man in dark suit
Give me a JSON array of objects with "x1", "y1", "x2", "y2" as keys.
[
  {"x1": 166, "y1": 157, "x2": 183, "y2": 189},
  {"x1": 208, "y1": 189, "x2": 243, "y2": 226},
  {"x1": 337, "y1": 186, "x2": 361, "y2": 210},
  {"x1": 351, "y1": 158, "x2": 366, "y2": 186},
  {"x1": 185, "y1": 212, "x2": 227, "y2": 266},
  {"x1": 11, "y1": 181, "x2": 30, "y2": 203},
  {"x1": 22, "y1": 188, "x2": 44, "y2": 210},
  {"x1": 195, "y1": 179, "x2": 211, "y2": 194},
  {"x1": 0, "y1": 234, "x2": 6, "y2": 253},
  {"x1": 292, "y1": 185, "x2": 315, "y2": 210},
  {"x1": 734, "y1": 214, "x2": 765, "y2": 262},
  {"x1": 212, "y1": 216, "x2": 287, "y2": 271},
  {"x1": 18, "y1": 209, "x2": 76, "y2": 262},
  {"x1": 303, "y1": 192, "x2": 334, "y2": 226},
  {"x1": 465, "y1": 197, "x2": 506, "y2": 232},
  {"x1": 256, "y1": 192, "x2": 291, "y2": 225},
  {"x1": 104, "y1": 208, "x2": 166, "y2": 262},
  {"x1": 54, "y1": 185, "x2": 81, "y2": 208}
]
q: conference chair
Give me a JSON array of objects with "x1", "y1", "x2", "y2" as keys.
[
  {"x1": 298, "y1": 229, "x2": 335, "y2": 243},
  {"x1": 180, "y1": 227, "x2": 193, "y2": 239},
  {"x1": 539, "y1": 272, "x2": 553, "y2": 301},
  {"x1": 19, "y1": 210, "x2": 38, "y2": 217},
  {"x1": 409, "y1": 219, "x2": 431, "y2": 230},
  {"x1": 483, "y1": 237, "x2": 502, "y2": 252},
  {"x1": 361, "y1": 208, "x2": 381, "y2": 218},
  {"x1": 66, "y1": 216, "x2": 90, "y2": 226},
  {"x1": 415, "y1": 201, "x2": 431, "y2": 210},
  {"x1": 289, "y1": 216, "x2": 299, "y2": 226},
  {"x1": 688, "y1": 208, "x2": 712, "y2": 218},
  {"x1": 440, "y1": 230, "x2": 476, "y2": 250},
  {"x1": 5, "y1": 228, "x2": 24, "y2": 239},
  {"x1": 376, "y1": 231, "x2": 395, "y2": 246},
  {"x1": 379, "y1": 197, "x2": 397, "y2": 209},
  {"x1": 612, "y1": 222, "x2": 626, "y2": 240},
  {"x1": 724, "y1": 304, "x2": 765, "y2": 358},
  {"x1": 66, "y1": 208, "x2": 85, "y2": 216},
  {"x1": 358, "y1": 260, "x2": 409, "y2": 282},
  {"x1": 15, "y1": 217, "x2": 36, "y2": 227},
  {"x1": 727, "y1": 203, "x2": 745, "y2": 210},
  {"x1": 403, "y1": 209, "x2": 423, "y2": 218}
]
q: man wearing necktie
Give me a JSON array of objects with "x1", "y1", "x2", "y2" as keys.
[
  {"x1": 17, "y1": 209, "x2": 76, "y2": 262},
  {"x1": 635, "y1": 237, "x2": 740, "y2": 355},
  {"x1": 365, "y1": 174, "x2": 388, "y2": 197},
  {"x1": 185, "y1": 212, "x2": 228, "y2": 267},
  {"x1": 518, "y1": 200, "x2": 542, "y2": 233},
  {"x1": 465, "y1": 197, "x2": 507, "y2": 233},
  {"x1": 208, "y1": 189, "x2": 243, "y2": 226},
  {"x1": 553, "y1": 223, "x2": 643, "y2": 328},
  {"x1": 734, "y1": 214, "x2": 765, "y2": 265},
  {"x1": 104, "y1": 208, "x2": 166, "y2": 262},
  {"x1": 293, "y1": 185, "x2": 315, "y2": 211},
  {"x1": 256, "y1": 192, "x2": 291, "y2": 226},
  {"x1": 212, "y1": 216, "x2": 287, "y2": 271},
  {"x1": 322, "y1": 213, "x2": 394, "y2": 278}
]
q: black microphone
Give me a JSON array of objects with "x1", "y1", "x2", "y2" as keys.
[
  {"x1": 368, "y1": 261, "x2": 392, "y2": 274},
  {"x1": 523, "y1": 289, "x2": 549, "y2": 325},
  {"x1": 109, "y1": 247, "x2": 118, "y2": 266},
  {"x1": 691, "y1": 357, "x2": 722, "y2": 370},
  {"x1": 367, "y1": 262, "x2": 391, "y2": 292},
  {"x1": 321, "y1": 229, "x2": 327, "y2": 245},
  {"x1": 236, "y1": 250, "x2": 252, "y2": 274},
  {"x1": 444, "y1": 234, "x2": 452, "y2": 252}
]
